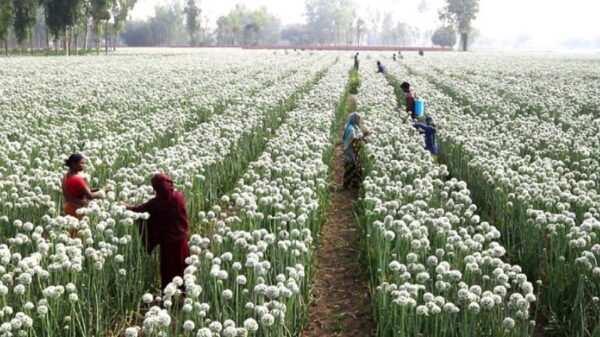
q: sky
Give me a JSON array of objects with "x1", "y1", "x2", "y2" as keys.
[{"x1": 129, "y1": 0, "x2": 600, "y2": 48}]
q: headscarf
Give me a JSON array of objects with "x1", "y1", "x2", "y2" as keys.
[
  {"x1": 151, "y1": 173, "x2": 175, "y2": 199},
  {"x1": 342, "y1": 112, "x2": 361, "y2": 150}
]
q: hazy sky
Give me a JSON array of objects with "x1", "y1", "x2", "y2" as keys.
[{"x1": 129, "y1": 0, "x2": 600, "y2": 48}]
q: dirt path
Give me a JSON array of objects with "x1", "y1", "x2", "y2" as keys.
[{"x1": 301, "y1": 117, "x2": 375, "y2": 337}]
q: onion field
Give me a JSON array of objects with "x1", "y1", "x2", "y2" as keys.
[{"x1": 0, "y1": 49, "x2": 598, "y2": 337}]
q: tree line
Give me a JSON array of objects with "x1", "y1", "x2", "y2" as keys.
[
  {"x1": 0, "y1": 0, "x2": 141, "y2": 55},
  {"x1": 122, "y1": 0, "x2": 479, "y2": 51},
  {"x1": 0, "y1": 0, "x2": 480, "y2": 54}
]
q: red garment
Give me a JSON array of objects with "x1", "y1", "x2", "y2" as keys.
[
  {"x1": 130, "y1": 173, "x2": 189, "y2": 253},
  {"x1": 62, "y1": 174, "x2": 89, "y2": 219},
  {"x1": 160, "y1": 239, "x2": 190, "y2": 290},
  {"x1": 405, "y1": 91, "x2": 416, "y2": 113},
  {"x1": 62, "y1": 174, "x2": 88, "y2": 204}
]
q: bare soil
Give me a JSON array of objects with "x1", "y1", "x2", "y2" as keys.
[{"x1": 301, "y1": 138, "x2": 375, "y2": 337}]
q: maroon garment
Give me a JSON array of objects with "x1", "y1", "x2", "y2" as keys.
[
  {"x1": 130, "y1": 173, "x2": 189, "y2": 254},
  {"x1": 160, "y1": 239, "x2": 190, "y2": 290},
  {"x1": 405, "y1": 91, "x2": 416, "y2": 113}
]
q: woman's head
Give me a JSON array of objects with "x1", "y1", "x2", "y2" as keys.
[
  {"x1": 65, "y1": 153, "x2": 85, "y2": 171},
  {"x1": 151, "y1": 173, "x2": 175, "y2": 198},
  {"x1": 347, "y1": 112, "x2": 361, "y2": 127},
  {"x1": 400, "y1": 82, "x2": 410, "y2": 93}
]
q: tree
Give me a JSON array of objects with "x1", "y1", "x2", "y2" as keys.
[
  {"x1": 184, "y1": 0, "x2": 201, "y2": 46},
  {"x1": 77, "y1": 0, "x2": 92, "y2": 51},
  {"x1": 46, "y1": 0, "x2": 82, "y2": 55},
  {"x1": 38, "y1": 0, "x2": 50, "y2": 49},
  {"x1": 439, "y1": 0, "x2": 479, "y2": 51},
  {"x1": 111, "y1": 0, "x2": 136, "y2": 50},
  {"x1": 0, "y1": 0, "x2": 13, "y2": 55},
  {"x1": 281, "y1": 24, "x2": 307, "y2": 45},
  {"x1": 305, "y1": 0, "x2": 356, "y2": 45},
  {"x1": 90, "y1": 0, "x2": 110, "y2": 54},
  {"x1": 150, "y1": 3, "x2": 185, "y2": 46},
  {"x1": 215, "y1": 5, "x2": 279, "y2": 46},
  {"x1": 355, "y1": 18, "x2": 364, "y2": 45},
  {"x1": 431, "y1": 25, "x2": 456, "y2": 47},
  {"x1": 13, "y1": 0, "x2": 37, "y2": 53},
  {"x1": 381, "y1": 13, "x2": 393, "y2": 45}
]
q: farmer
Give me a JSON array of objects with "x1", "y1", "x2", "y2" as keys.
[
  {"x1": 413, "y1": 115, "x2": 439, "y2": 159},
  {"x1": 398, "y1": 50, "x2": 403, "y2": 59},
  {"x1": 354, "y1": 52, "x2": 360, "y2": 70},
  {"x1": 419, "y1": 49, "x2": 424, "y2": 56},
  {"x1": 400, "y1": 81, "x2": 417, "y2": 119},
  {"x1": 376, "y1": 61, "x2": 385, "y2": 74},
  {"x1": 62, "y1": 153, "x2": 109, "y2": 236},
  {"x1": 342, "y1": 112, "x2": 370, "y2": 189},
  {"x1": 393, "y1": 53, "x2": 397, "y2": 61},
  {"x1": 123, "y1": 173, "x2": 190, "y2": 292}
]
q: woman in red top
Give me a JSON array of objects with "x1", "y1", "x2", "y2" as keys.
[
  {"x1": 62, "y1": 154, "x2": 108, "y2": 235},
  {"x1": 401, "y1": 81, "x2": 417, "y2": 119},
  {"x1": 124, "y1": 173, "x2": 190, "y2": 292}
]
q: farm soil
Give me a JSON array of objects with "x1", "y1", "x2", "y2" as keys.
[{"x1": 301, "y1": 119, "x2": 375, "y2": 337}]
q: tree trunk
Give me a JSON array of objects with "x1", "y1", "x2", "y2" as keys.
[
  {"x1": 83, "y1": 21, "x2": 89, "y2": 51},
  {"x1": 4, "y1": 40, "x2": 8, "y2": 56},
  {"x1": 73, "y1": 29, "x2": 78, "y2": 55},
  {"x1": 105, "y1": 21, "x2": 109, "y2": 55},
  {"x1": 461, "y1": 32, "x2": 468, "y2": 51},
  {"x1": 63, "y1": 29, "x2": 69, "y2": 56},
  {"x1": 29, "y1": 26, "x2": 34, "y2": 55},
  {"x1": 113, "y1": 28, "x2": 118, "y2": 51},
  {"x1": 44, "y1": 10, "x2": 50, "y2": 52}
]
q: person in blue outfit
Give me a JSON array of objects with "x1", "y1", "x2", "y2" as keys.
[
  {"x1": 413, "y1": 115, "x2": 439, "y2": 160},
  {"x1": 376, "y1": 61, "x2": 385, "y2": 74},
  {"x1": 342, "y1": 112, "x2": 370, "y2": 189}
]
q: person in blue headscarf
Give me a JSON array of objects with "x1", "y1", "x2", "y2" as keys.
[
  {"x1": 342, "y1": 112, "x2": 370, "y2": 189},
  {"x1": 413, "y1": 115, "x2": 439, "y2": 160}
]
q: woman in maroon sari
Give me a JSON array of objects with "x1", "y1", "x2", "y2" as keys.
[
  {"x1": 62, "y1": 153, "x2": 108, "y2": 236},
  {"x1": 124, "y1": 173, "x2": 190, "y2": 291}
]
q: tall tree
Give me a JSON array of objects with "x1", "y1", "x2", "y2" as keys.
[
  {"x1": 13, "y1": 0, "x2": 37, "y2": 53},
  {"x1": 90, "y1": 0, "x2": 110, "y2": 54},
  {"x1": 355, "y1": 18, "x2": 364, "y2": 45},
  {"x1": 111, "y1": 0, "x2": 136, "y2": 50},
  {"x1": 184, "y1": 0, "x2": 200, "y2": 46},
  {"x1": 38, "y1": 0, "x2": 50, "y2": 49},
  {"x1": 76, "y1": 0, "x2": 92, "y2": 51},
  {"x1": 439, "y1": 0, "x2": 479, "y2": 51},
  {"x1": 0, "y1": 0, "x2": 13, "y2": 55}
]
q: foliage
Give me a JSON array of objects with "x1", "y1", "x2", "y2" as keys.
[
  {"x1": 12, "y1": 0, "x2": 37, "y2": 45},
  {"x1": 183, "y1": 0, "x2": 201, "y2": 46},
  {"x1": 304, "y1": 0, "x2": 356, "y2": 45},
  {"x1": 281, "y1": 24, "x2": 308, "y2": 45},
  {"x1": 46, "y1": 0, "x2": 81, "y2": 39},
  {"x1": 215, "y1": 4, "x2": 280, "y2": 46},
  {"x1": 431, "y1": 25, "x2": 456, "y2": 48},
  {"x1": 0, "y1": 0, "x2": 13, "y2": 52},
  {"x1": 439, "y1": 0, "x2": 479, "y2": 51},
  {"x1": 121, "y1": 3, "x2": 186, "y2": 47}
]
